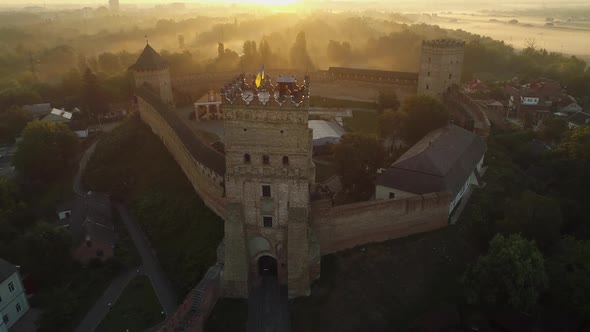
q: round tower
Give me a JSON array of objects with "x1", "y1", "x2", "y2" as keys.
[
  {"x1": 417, "y1": 39, "x2": 465, "y2": 100},
  {"x1": 129, "y1": 43, "x2": 174, "y2": 105}
]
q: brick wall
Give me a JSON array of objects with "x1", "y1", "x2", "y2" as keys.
[
  {"x1": 160, "y1": 264, "x2": 223, "y2": 332},
  {"x1": 311, "y1": 193, "x2": 451, "y2": 255},
  {"x1": 137, "y1": 97, "x2": 227, "y2": 219}
]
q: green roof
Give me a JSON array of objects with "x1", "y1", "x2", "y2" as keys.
[{"x1": 129, "y1": 44, "x2": 169, "y2": 71}]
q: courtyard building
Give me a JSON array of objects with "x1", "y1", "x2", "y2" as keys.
[{"x1": 376, "y1": 124, "x2": 486, "y2": 214}]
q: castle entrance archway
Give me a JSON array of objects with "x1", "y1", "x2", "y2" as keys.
[{"x1": 258, "y1": 255, "x2": 278, "y2": 276}]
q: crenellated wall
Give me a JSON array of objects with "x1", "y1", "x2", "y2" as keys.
[
  {"x1": 311, "y1": 192, "x2": 451, "y2": 255},
  {"x1": 137, "y1": 92, "x2": 227, "y2": 219}
]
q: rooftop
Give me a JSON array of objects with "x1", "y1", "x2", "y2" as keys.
[
  {"x1": 376, "y1": 124, "x2": 486, "y2": 196},
  {"x1": 129, "y1": 43, "x2": 169, "y2": 71},
  {"x1": 0, "y1": 258, "x2": 18, "y2": 282}
]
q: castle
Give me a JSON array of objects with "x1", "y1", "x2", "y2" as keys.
[{"x1": 130, "y1": 39, "x2": 474, "y2": 307}]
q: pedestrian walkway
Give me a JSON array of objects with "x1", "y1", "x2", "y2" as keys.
[
  {"x1": 74, "y1": 268, "x2": 139, "y2": 332},
  {"x1": 115, "y1": 204, "x2": 179, "y2": 315}
]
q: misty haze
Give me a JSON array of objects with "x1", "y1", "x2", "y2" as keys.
[{"x1": 0, "y1": 1, "x2": 589, "y2": 332}]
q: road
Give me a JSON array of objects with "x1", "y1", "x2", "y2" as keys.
[{"x1": 248, "y1": 277, "x2": 290, "y2": 332}]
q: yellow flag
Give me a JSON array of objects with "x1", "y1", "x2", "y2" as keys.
[{"x1": 255, "y1": 65, "x2": 265, "y2": 88}]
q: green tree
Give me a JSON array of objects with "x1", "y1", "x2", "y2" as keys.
[
  {"x1": 82, "y1": 68, "x2": 108, "y2": 121},
  {"x1": 559, "y1": 126, "x2": 590, "y2": 161},
  {"x1": 377, "y1": 90, "x2": 400, "y2": 113},
  {"x1": 290, "y1": 31, "x2": 314, "y2": 71},
  {"x1": 399, "y1": 95, "x2": 449, "y2": 143},
  {"x1": 334, "y1": 134, "x2": 384, "y2": 199},
  {"x1": 498, "y1": 190, "x2": 563, "y2": 248},
  {"x1": 13, "y1": 121, "x2": 78, "y2": 181},
  {"x1": 463, "y1": 233, "x2": 547, "y2": 312},
  {"x1": 377, "y1": 109, "x2": 407, "y2": 140},
  {"x1": 546, "y1": 236, "x2": 590, "y2": 318},
  {"x1": 0, "y1": 106, "x2": 32, "y2": 143},
  {"x1": 23, "y1": 222, "x2": 73, "y2": 286}
]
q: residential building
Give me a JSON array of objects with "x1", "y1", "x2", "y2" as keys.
[
  {"x1": 566, "y1": 111, "x2": 590, "y2": 129},
  {"x1": 56, "y1": 192, "x2": 114, "y2": 263},
  {"x1": 22, "y1": 103, "x2": 51, "y2": 119},
  {"x1": 376, "y1": 124, "x2": 486, "y2": 214},
  {"x1": 557, "y1": 95, "x2": 583, "y2": 114},
  {"x1": 41, "y1": 108, "x2": 72, "y2": 123},
  {"x1": 0, "y1": 259, "x2": 30, "y2": 331}
]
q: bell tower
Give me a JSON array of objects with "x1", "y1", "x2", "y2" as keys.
[
  {"x1": 221, "y1": 74, "x2": 316, "y2": 298},
  {"x1": 129, "y1": 43, "x2": 174, "y2": 105}
]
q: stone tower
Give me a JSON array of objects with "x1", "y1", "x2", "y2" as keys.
[
  {"x1": 417, "y1": 39, "x2": 465, "y2": 100},
  {"x1": 221, "y1": 74, "x2": 317, "y2": 298},
  {"x1": 129, "y1": 43, "x2": 174, "y2": 105}
]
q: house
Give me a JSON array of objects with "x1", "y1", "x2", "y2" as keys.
[
  {"x1": 56, "y1": 192, "x2": 115, "y2": 263},
  {"x1": 41, "y1": 108, "x2": 73, "y2": 123},
  {"x1": 375, "y1": 124, "x2": 486, "y2": 215},
  {"x1": 566, "y1": 111, "x2": 590, "y2": 129},
  {"x1": 557, "y1": 95, "x2": 582, "y2": 114},
  {"x1": 505, "y1": 86, "x2": 551, "y2": 128},
  {"x1": 22, "y1": 103, "x2": 51, "y2": 119},
  {"x1": 308, "y1": 120, "x2": 345, "y2": 146},
  {"x1": 0, "y1": 259, "x2": 30, "y2": 332},
  {"x1": 463, "y1": 79, "x2": 488, "y2": 93}
]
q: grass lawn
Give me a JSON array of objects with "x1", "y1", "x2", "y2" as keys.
[
  {"x1": 290, "y1": 225, "x2": 480, "y2": 332},
  {"x1": 205, "y1": 299, "x2": 248, "y2": 332},
  {"x1": 310, "y1": 96, "x2": 377, "y2": 110},
  {"x1": 342, "y1": 110, "x2": 379, "y2": 136},
  {"x1": 96, "y1": 276, "x2": 164, "y2": 332}
]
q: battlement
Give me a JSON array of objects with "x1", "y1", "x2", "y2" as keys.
[
  {"x1": 422, "y1": 39, "x2": 465, "y2": 49},
  {"x1": 220, "y1": 73, "x2": 311, "y2": 110}
]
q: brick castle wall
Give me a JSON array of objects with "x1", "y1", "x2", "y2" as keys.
[
  {"x1": 311, "y1": 193, "x2": 451, "y2": 255},
  {"x1": 137, "y1": 97, "x2": 227, "y2": 219}
]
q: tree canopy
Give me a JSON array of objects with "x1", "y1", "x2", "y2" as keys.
[
  {"x1": 463, "y1": 233, "x2": 548, "y2": 312},
  {"x1": 13, "y1": 121, "x2": 78, "y2": 182},
  {"x1": 333, "y1": 133, "x2": 384, "y2": 199},
  {"x1": 400, "y1": 95, "x2": 449, "y2": 143}
]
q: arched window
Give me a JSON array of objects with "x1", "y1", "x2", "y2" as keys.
[
  {"x1": 426, "y1": 84, "x2": 429, "y2": 90},
  {"x1": 262, "y1": 155, "x2": 270, "y2": 165},
  {"x1": 244, "y1": 153, "x2": 251, "y2": 164},
  {"x1": 427, "y1": 71, "x2": 430, "y2": 77},
  {"x1": 282, "y1": 156, "x2": 289, "y2": 166},
  {"x1": 449, "y1": 73, "x2": 452, "y2": 79}
]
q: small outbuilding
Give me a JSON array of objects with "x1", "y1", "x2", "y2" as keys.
[{"x1": 308, "y1": 120, "x2": 345, "y2": 146}]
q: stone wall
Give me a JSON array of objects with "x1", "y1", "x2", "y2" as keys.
[
  {"x1": 137, "y1": 95, "x2": 227, "y2": 219},
  {"x1": 160, "y1": 263, "x2": 223, "y2": 332},
  {"x1": 311, "y1": 192, "x2": 451, "y2": 255}
]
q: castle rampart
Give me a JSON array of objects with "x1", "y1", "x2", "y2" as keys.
[{"x1": 311, "y1": 192, "x2": 450, "y2": 255}]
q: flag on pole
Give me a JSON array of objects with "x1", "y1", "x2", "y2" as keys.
[{"x1": 255, "y1": 65, "x2": 265, "y2": 88}]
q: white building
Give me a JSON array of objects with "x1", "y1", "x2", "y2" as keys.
[
  {"x1": 0, "y1": 259, "x2": 30, "y2": 331},
  {"x1": 308, "y1": 120, "x2": 345, "y2": 146},
  {"x1": 375, "y1": 124, "x2": 486, "y2": 215},
  {"x1": 41, "y1": 108, "x2": 73, "y2": 124}
]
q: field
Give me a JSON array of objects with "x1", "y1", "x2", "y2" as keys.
[{"x1": 431, "y1": 12, "x2": 590, "y2": 60}]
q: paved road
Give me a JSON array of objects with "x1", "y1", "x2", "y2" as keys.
[
  {"x1": 74, "y1": 268, "x2": 139, "y2": 332},
  {"x1": 115, "y1": 203, "x2": 179, "y2": 315},
  {"x1": 73, "y1": 140, "x2": 98, "y2": 196},
  {"x1": 248, "y1": 277, "x2": 290, "y2": 332}
]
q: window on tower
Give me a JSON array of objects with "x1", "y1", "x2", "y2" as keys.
[
  {"x1": 262, "y1": 185, "x2": 271, "y2": 197},
  {"x1": 449, "y1": 73, "x2": 452, "y2": 79},
  {"x1": 427, "y1": 71, "x2": 430, "y2": 77},
  {"x1": 262, "y1": 155, "x2": 270, "y2": 165},
  {"x1": 282, "y1": 156, "x2": 289, "y2": 166},
  {"x1": 263, "y1": 216, "x2": 273, "y2": 228},
  {"x1": 244, "y1": 153, "x2": 251, "y2": 164}
]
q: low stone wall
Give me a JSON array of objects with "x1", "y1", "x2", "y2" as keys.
[
  {"x1": 159, "y1": 264, "x2": 223, "y2": 332},
  {"x1": 311, "y1": 192, "x2": 451, "y2": 255},
  {"x1": 137, "y1": 96, "x2": 227, "y2": 219}
]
